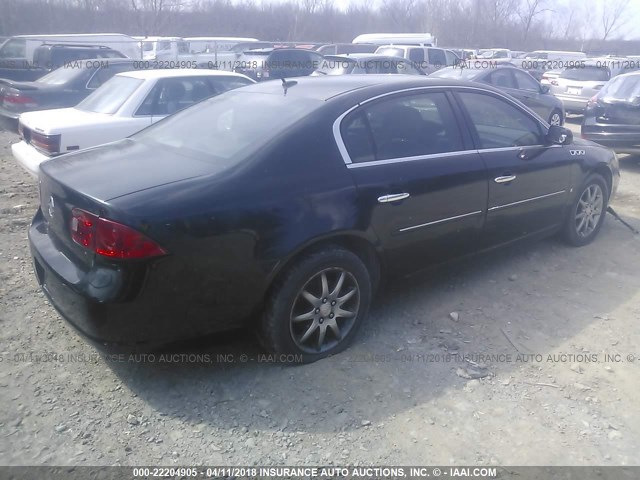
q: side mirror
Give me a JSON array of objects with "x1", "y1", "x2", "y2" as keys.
[
  {"x1": 541, "y1": 84, "x2": 550, "y2": 94},
  {"x1": 547, "y1": 125, "x2": 573, "y2": 145}
]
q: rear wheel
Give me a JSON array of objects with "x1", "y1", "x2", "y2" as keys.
[
  {"x1": 562, "y1": 173, "x2": 609, "y2": 246},
  {"x1": 549, "y1": 109, "x2": 563, "y2": 126},
  {"x1": 259, "y1": 247, "x2": 372, "y2": 363}
]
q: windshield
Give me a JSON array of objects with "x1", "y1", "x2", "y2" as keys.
[
  {"x1": 37, "y1": 65, "x2": 86, "y2": 85},
  {"x1": 76, "y1": 75, "x2": 143, "y2": 114},
  {"x1": 600, "y1": 75, "x2": 640, "y2": 100},
  {"x1": 376, "y1": 47, "x2": 404, "y2": 57},
  {"x1": 560, "y1": 66, "x2": 610, "y2": 82},
  {"x1": 134, "y1": 90, "x2": 323, "y2": 163}
]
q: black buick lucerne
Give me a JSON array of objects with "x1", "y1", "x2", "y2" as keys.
[{"x1": 30, "y1": 76, "x2": 619, "y2": 362}]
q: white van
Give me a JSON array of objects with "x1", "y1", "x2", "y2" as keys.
[
  {"x1": 185, "y1": 37, "x2": 259, "y2": 54},
  {"x1": 525, "y1": 50, "x2": 586, "y2": 62},
  {"x1": 136, "y1": 36, "x2": 189, "y2": 61},
  {"x1": 374, "y1": 45, "x2": 459, "y2": 72},
  {"x1": 0, "y1": 34, "x2": 141, "y2": 61},
  {"x1": 352, "y1": 33, "x2": 436, "y2": 47}
]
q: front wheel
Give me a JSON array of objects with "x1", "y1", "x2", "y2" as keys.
[
  {"x1": 259, "y1": 247, "x2": 372, "y2": 363},
  {"x1": 549, "y1": 109, "x2": 563, "y2": 126},
  {"x1": 562, "y1": 173, "x2": 609, "y2": 247}
]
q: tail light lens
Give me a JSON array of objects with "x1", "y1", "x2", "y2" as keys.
[
  {"x1": 71, "y1": 208, "x2": 167, "y2": 259},
  {"x1": 551, "y1": 79, "x2": 559, "y2": 86},
  {"x1": 586, "y1": 95, "x2": 599, "y2": 108},
  {"x1": 3, "y1": 90, "x2": 38, "y2": 108},
  {"x1": 30, "y1": 131, "x2": 61, "y2": 155}
]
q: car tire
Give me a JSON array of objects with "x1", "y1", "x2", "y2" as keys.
[
  {"x1": 259, "y1": 246, "x2": 372, "y2": 363},
  {"x1": 549, "y1": 109, "x2": 563, "y2": 126},
  {"x1": 562, "y1": 173, "x2": 609, "y2": 247}
]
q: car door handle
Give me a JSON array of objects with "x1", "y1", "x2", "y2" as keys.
[
  {"x1": 378, "y1": 193, "x2": 410, "y2": 203},
  {"x1": 494, "y1": 175, "x2": 516, "y2": 184}
]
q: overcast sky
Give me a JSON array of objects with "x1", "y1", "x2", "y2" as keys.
[{"x1": 271, "y1": 0, "x2": 640, "y2": 40}]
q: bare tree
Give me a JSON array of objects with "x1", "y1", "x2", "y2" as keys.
[
  {"x1": 601, "y1": 0, "x2": 631, "y2": 41},
  {"x1": 518, "y1": 0, "x2": 551, "y2": 42}
]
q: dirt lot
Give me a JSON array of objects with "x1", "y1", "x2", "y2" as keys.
[{"x1": 1, "y1": 119, "x2": 639, "y2": 467}]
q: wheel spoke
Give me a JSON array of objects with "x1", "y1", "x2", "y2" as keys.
[
  {"x1": 576, "y1": 215, "x2": 587, "y2": 234},
  {"x1": 300, "y1": 320, "x2": 319, "y2": 343},
  {"x1": 327, "y1": 319, "x2": 341, "y2": 339},
  {"x1": 320, "y1": 273, "x2": 329, "y2": 299},
  {"x1": 329, "y1": 272, "x2": 345, "y2": 298},
  {"x1": 317, "y1": 324, "x2": 327, "y2": 350},
  {"x1": 301, "y1": 290, "x2": 320, "y2": 307},
  {"x1": 336, "y1": 288, "x2": 356, "y2": 305},
  {"x1": 293, "y1": 309, "x2": 316, "y2": 322},
  {"x1": 334, "y1": 306, "x2": 356, "y2": 319}
]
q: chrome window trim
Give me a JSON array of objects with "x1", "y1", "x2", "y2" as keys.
[
  {"x1": 488, "y1": 190, "x2": 566, "y2": 211},
  {"x1": 347, "y1": 149, "x2": 479, "y2": 169},
  {"x1": 333, "y1": 84, "x2": 553, "y2": 167},
  {"x1": 399, "y1": 210, "x2": 483, "y2": 232}
]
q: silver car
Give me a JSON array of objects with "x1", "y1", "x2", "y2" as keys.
[{"x1": 551, "y1": 59, "x2": 639, "y2": 113}]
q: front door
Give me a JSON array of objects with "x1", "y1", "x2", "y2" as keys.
[{"x1": 454, "y1": 90, "x2": 573, "y2": 248}]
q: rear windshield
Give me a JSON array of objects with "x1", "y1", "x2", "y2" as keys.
[
  {"x1": 76, "y1": 75, "x2": 143, "y2": 114},
  {"x1": 314, "y1": 58, "x2": 353, "y2": 75},
  {"x1": 600, "y1": 75, "x2": 640, "y2": 100},
  {"x1": 560, "y1": 66, "x2": 610, "y2": 81},
  {"x1": 37, "y1": 64, "x2": 87, "y2": 85},
  {"x1": 133, "y1": 90, "x2": 323, "y2": 163}
]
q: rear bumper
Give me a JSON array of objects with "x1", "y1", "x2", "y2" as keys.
[
  {"x1": 29, "y1": 209, "x2": 252, "y2": 346},
  {"x1": 555, "y1": 95, "x2": 589, "y2": 113},
  {"x1": 0, "y1": 109, "x2": 19, "y2": 133},
  {"x1": 581, "y1": 129, "x2": 640, "y2": 154},
  {"x1": 11, "y1": 140, "x2": 51, "y2": 179}
]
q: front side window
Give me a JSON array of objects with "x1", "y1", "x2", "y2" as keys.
[
  {"x1": 0, "y1": 39, "x2": 26, "y2": 58},
  {"x1": 513, "y1": 70, "x2": 541, "y2": 92},
  {"x1": 485, "y1": 69, "x2": 517, "y2": 89},
  {"x1": 457, "y1": 92, "x2": 544, "y2": 149},
  {"x1": 341, "y1": 91, "x2": 464, "y2": 162},
  {"x1": 409, "y1": 48, "x2": 424, "y2": 63},
  {"x1": 427, "y1": 49, "x2": 446, "y2": 66}
]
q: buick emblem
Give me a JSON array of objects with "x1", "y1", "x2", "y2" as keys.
[{"x1": 48, "y1": 196, "x2": 55, "y2": 218}]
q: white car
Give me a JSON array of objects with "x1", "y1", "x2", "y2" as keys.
[{"x1": 12, "y1": 69, "x2": 254, "y2": 178}]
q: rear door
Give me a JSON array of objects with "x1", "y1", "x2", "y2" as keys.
[
  {"x1": 338, "y1": 89, "x2": 488, "y2": 273},
  {"x1": 454, "y1": 90, "x2": 572, "y2": 248}
]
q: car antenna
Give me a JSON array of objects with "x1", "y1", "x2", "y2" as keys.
[{"x1": 281, "y1": 78, "x2": 297, "y2": 95}]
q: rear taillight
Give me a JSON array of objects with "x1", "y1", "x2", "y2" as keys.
[
  {"x1": 3, "y1": 91, "x2": 37, "y2": 108},
  {"x1": 586, "y1": 95, "x2": 599, "y2": 108},
  {"x1": 70, "y1": 208, "x2": 166, "y2": 260},
  {"x1": 551, "y1": 79, "x2": 559, "y2": 86},
  {"x1": 30, "y1": 131, "x2": 60, "y2": 155}
]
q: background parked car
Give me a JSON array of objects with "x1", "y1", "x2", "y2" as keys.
[
  {"x1": 0, "y1": 34, "x2": 139, "y2": 80},
  {"x1": 233, "y1": 48, "x2": 323, "y2": 81},
  {"x1": 551, "y1": 59, "x2": 640, "y2": 114},
  {"x1": 0, "y1": 58, "x2": 142, "y2": 132},
  {"x1": 430, "y1": 65, "x2": 565, "y2": 125},
  {"x1": 582, "y1": 70, "x2": 640, "y2": 154},
  {"x1": 311, "y1": 55, "x2": 425, "y2": 76},
  {"x1": 540, "y1": 68, "x2": 563, "y2": 86},
  {"x1": 316, "y1": 43, "x2": 378, "y2": 55},
  {"x1": 12, "y1": 69, "x2": 254, "y2": 177},
  {"x1": 374, "y1": 45, "x2": 460, "y2": 73}
]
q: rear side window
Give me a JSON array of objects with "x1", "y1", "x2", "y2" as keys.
[
  {"x1": 137, "y1": 77, "x2": 215, "y2": 116},
  {"x1": 409, "y1": 48, "x2": 424, "y2": 63},
  {"x1": 457, "y1": 92, "x2": 544, "y2": 149},
  {"x1": 341, "y1": 92, "x2": 464, "y2": 162}
]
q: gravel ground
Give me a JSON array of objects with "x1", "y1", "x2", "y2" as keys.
[{"x1": 1, "y1": 119, "x2": 639, "y2": 467}]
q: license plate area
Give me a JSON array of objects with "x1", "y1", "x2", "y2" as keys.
[{"x1": 567, "y1": 86, "x2": 582, "y2": 95}]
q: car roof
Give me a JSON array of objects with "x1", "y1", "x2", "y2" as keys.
[
  {"x1": 116, "y1": 69, "x2": 251, "y2": 80},
  {"x1": 234, "y1": 75, "x2": 502, "y2": 101}
]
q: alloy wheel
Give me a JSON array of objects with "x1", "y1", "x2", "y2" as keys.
[
  {"x1": 289, "y1": 268, "x2": 360, "y2": 354},
  {"x1": 575, "y1": 184, "x2": 603, "y2": 238},
  {"x1": 550, "y1": 112, "x2": 562, "y2": 126}
]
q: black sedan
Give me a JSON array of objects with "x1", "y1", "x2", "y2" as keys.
[
  {"x1": 582, "y1": 71, "x2": 640, "y2": 154},
  {"x1": 430, "y1": 65, "x2": 565, "y2": 126},
  {"x1": 0, "y1": 59, "x2": 140, "y2": 132},
  {"x1": 30, "y1": 76, "x2": 619, "y2": 362}
]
